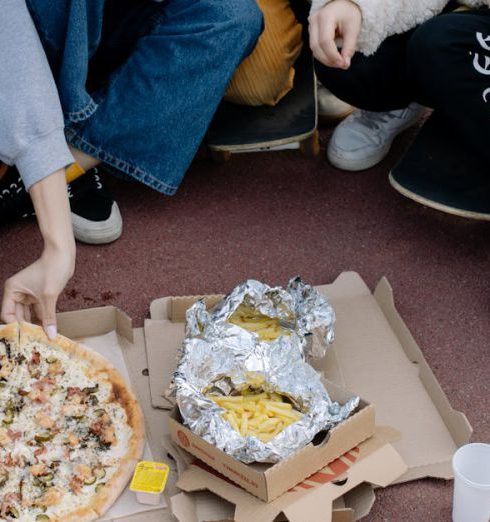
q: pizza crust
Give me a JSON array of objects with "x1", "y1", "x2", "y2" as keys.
[
  {"x1": 104, "y1": 367, "x2": 145, "y2": 460},
  {"x1": 52, "y1": 507, "x2": 99, "y2": 522},
  {"x1": 90, "y1": 458, "x2": 139, "y2": 517},
  {"x1": 0, "y1": 322, "x2": 20, "y2": 345},
  {"x1": 16, "y1": 322, "x2": 145, "y2": 520}
]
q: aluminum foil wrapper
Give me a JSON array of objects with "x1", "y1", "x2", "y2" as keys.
[
  {"x1": 171, "y1": 278, "x2": 359, "y2": 464},
  {"x1": 186, "y1": 277, "x2": 336, "y2": 359}
]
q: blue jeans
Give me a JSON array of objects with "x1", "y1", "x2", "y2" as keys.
[{"x1": 27, "y1": 0, "x2": 263, "y2": 194}]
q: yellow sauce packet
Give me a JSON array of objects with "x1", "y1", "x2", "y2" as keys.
[{"x1": 130, "y1": 461, "x2": 170, "y2": 494}]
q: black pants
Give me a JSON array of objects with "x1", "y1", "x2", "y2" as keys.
[{"x1": 315, "y1": 10, "x2": 490, "y2": 163}]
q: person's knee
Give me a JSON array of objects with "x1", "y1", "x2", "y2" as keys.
[
  {"x1": 314, "y1": 55, "x2": 371, "y2": 107},
  {"x1": 408, "y1": 15, "x2": 458, "y2": 77},
  {"x1": 314, "y1": 60, "x2": 356, "y2": 93},
  {"x1": 408, "y1": 14, "x2": 469, "y2": 106},
  {"x1": 223, "y1": 0, "x2": 263, "y2": 52}
]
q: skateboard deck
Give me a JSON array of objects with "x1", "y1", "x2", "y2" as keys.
[
  {"x1": 390, "y1": 113, "x2": 490, "y2": 220},
  {"x1": 206, "y1": 0, "x2": 318, "y2": 157}
]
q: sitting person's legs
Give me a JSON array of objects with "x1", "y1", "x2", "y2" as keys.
[
  {"x1": 69, "y1": 0, "x2": 263, "y2": 194},
  {"x1": 26, "y1": 0, "x2": 263, "y2": 242},
  {"x1": 315, "y1": 31, "x2": 424, "y2": 171}
]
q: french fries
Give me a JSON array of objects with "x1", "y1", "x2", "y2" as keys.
[
  {"x1": 208, "y1": 391, "x2": 302, "y2": 442},
  {"x1": 228, "y1": 304, "x2": 290, "y2": 342}
]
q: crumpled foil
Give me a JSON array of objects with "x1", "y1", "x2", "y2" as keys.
[
  {"x1": 171, "y1": 278, "x2": 359, "y2": 464},
  {"x1": 185, "y1": 277, "x2": 336, "y2": 359}
]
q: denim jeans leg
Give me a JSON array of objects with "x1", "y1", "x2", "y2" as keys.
[
  {"x1": 26, "y1": 0, "x2": 106, "y2": 121},
  {"x1": 67, "y1": 0, "x2": 263, "y2": 195}
]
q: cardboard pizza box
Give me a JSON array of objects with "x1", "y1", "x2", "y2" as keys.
[
  {"x1": 162, "y1": 434, "x2": 373, "y2": 522},
  {"x1": 146, "y1": 290, "x2": 376, "y2": 501},
  {"x1": 146, "y1": 272, "x2": 472, "y2": 485},
  {"x1": 164, "y1": 428, "x2": 382, "y2": 522},
  {"x1": 169, "y1": 488, "x2": 370, "y2": 522},
  {"x1": 168, "y1": 393, "x2": 374, "y2": 502},
  {"x1": 164, "y1": 428, "x2": 404, "y2": 522},
  {"x1": 144, "y1": 271, "x2": 472, "y2": 521}
]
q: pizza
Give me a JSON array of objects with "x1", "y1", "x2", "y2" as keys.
[{"x1": 0, "y1": 323, "x2": 145, "y2": 522}]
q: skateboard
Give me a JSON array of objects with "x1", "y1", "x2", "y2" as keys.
[
  {"x1": 390, "y1": 112, "x2": 490, "y2": 220},
  {"x1": 206, "y1": 0, "x2": 319, "y2": 162}
]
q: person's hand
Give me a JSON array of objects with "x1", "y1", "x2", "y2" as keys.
[
  {"x1": 1, "y1": 246, "x2": 75, "y2": 338},
  {"x1": 309, "y1": 0, "x2": 362, "y2": 69},
  {"x1": 1, "y1": 169, "x2": 75, "y2": 338}
]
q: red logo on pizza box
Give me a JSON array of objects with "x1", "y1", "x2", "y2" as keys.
[
  {"x1": 288, "y1": 447, "x2": 360, "y2": 492},
  {"x1": 177, "y1": 430, "x2": 190, "y2": 448}
]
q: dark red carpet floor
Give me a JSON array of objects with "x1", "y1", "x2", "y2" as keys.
[{"x1": 1, "y1": 126, "x2": 489, "y2": 521}]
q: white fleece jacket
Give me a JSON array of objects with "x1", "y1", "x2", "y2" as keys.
[{"x1": 310, "y1": 0, "x2": 486, "y2": 55}]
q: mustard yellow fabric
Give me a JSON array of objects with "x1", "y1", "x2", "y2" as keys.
[
  {"x1": 225, "y1": 0, "x2": 303, "y2": 107},
  {"x1": 65, "y1": 162, "x2": 85, "y2": 183}
]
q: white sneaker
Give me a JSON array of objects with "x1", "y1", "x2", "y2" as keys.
[
  {"x1": 68, "y1": 168, "x2": 123, "y2": 245},
  {"x1": 327, "y1": 103, "x2": 425, "y2": 171},
  {"x1": 317, "y1": 83, "x2": 354, "y2": 122}
]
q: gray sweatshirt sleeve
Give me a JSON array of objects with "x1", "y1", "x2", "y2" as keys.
[{"x1": 0, "y1": 0, "x2": 73, "y2": 190}]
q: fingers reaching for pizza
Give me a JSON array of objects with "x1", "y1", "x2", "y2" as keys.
[{"x1": 1, "y1": 248, "x2": 74, "y2": 339}]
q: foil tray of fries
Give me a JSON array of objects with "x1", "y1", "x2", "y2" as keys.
[
  {"x1": 185, "y1": 277, "x2": 336, "y2": 359},
  {"x1": 170, "y1": 278, "x2": 359, "y2": 464}
]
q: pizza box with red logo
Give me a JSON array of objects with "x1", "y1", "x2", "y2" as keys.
[
  {"x1": 167, "y1": 426, "x2": 406, "y2": 522},
  {"x1": 146, "y1": 282, "x2": 376, "y2": 501},
  {"x1": 167, "y1": 385, "x2": 374, "y2": 502}
]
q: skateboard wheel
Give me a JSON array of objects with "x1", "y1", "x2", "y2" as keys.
[
  {"x1": 300, "y1": 131, "x2": 320, "y2": 157},
  {"x1": 209, "y1": 149, "x2": 232, "y2": 163}
]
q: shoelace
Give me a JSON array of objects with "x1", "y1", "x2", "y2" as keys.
[
  {"x1": 67, "y1": 169, "x2": 103, "y2": 199},
  {"x1": 0, "y1": 174, "x2": 33, "y2": 217},
  {"x1": 353, "y1": 107, "x2": 410, "y2": 131},
  {"x1": 0, "y1": 180, "x2": 23, "y2": 201},
  {"x1": 93, "y1": 172, "x2": 103, "y2": 190}
]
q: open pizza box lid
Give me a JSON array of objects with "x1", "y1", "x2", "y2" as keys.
[
  {"x1": 169, "y1": 487, "x2": 372, "y2": 522},
  {"x1": 145, "y1": 271, "x2": 472, "y2": 484}
]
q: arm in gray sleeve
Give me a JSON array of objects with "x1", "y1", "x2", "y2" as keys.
[{"x1": 0, "y1": 0, "x2": 73, "y2": 190}]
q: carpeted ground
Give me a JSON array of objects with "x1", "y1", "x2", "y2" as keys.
[{"x1": 1, "y1": 126, "x2": 489, "y2": 521}]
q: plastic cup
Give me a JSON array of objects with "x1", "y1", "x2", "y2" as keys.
[{"x1": 452, "y1": 443, "x2": 490, "y2": 522}]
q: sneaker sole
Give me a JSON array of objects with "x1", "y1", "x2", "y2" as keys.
[
  {"x1": 389, "y1": 172, "x2": 490, "y2": 221},
  {"x1": 327, "y1": 142, "x2": 392, "y2": 172},
  {"x1": 72, "y1": 202, "x2": 123, "y2": 244}
]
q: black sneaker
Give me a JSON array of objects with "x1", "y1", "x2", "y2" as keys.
[
  {"x1": 68, "y1": 168, "x2": 123, "y2": 244},
  {"x1": 389, "y1": 112, "x2": 490, "y2": 220},
  {"x1": 0, "y1": 166, "x2": 35, "y2": 224}
]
